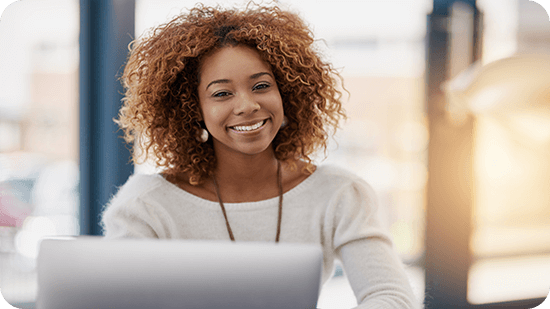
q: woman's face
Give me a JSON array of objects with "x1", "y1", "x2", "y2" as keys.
[{"x1": 197, "y1": 45, "x2": 284, "y2": 158}]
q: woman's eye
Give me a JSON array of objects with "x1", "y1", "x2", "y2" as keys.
[
  {"x1": 253, "y1": 83, "x2": 270, "y2": 91},
  {"x1": 213, "y1": 91, "x2": 231, "y2": 98}
]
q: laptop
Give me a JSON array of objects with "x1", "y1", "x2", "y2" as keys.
[{"x1": 36, "y1": 237, "x2": 323, "y2": 309}]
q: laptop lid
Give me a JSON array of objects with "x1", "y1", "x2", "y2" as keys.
[{"x1": 36, "y1": 237, "x2": 323, "y2": 309}]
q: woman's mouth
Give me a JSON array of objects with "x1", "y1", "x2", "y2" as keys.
[{"x1": 228, "y1": 119, "x2": 267, "y2": 133}]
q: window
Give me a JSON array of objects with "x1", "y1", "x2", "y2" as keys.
[
  {"x1": 0, "y1": 0, "x2": 80, "y2": 305},
  {"x1": 467, "y1": 0, "x2": 550, "y2": 304}
]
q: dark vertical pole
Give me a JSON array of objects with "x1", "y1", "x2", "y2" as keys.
[
  {"x1": 424, "y1": 0, "x2": 478, "y2": 308},
  {"x1": 79, "y1": 0, "x2": 135, "y2": 236}
]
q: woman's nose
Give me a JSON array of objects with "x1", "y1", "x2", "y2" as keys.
[{"x1": 233, "y1": 92, "x2": 260, "y2": 115}]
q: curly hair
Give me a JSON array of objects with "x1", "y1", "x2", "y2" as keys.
[{"x1": 117, "y1": 3, "x2": 346, "y2": 185}]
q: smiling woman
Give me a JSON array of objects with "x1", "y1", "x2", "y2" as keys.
[{"x1": 101, "y1": 3, "x2": 419, "y2": 308}]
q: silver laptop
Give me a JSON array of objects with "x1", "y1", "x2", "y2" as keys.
[{"x1": 36, "y1": 237, "x2": 323, "y2": 309}]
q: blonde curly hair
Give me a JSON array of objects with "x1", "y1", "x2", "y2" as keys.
[{"x1": 117, "y1": 3, "x2": 346, "y2": 185}]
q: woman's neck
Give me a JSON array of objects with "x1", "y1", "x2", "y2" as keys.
[{"x1": 213, "y1": 149, "x2": 279, "y2": 201}]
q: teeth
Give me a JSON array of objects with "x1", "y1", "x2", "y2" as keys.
[{"x1": 231, "y1": 120, "x2": 265, "y2": 132}]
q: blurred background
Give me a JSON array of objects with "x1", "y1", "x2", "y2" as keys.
[{"x1": 0, "y1": 0, "x2": 549, "y2": 308}]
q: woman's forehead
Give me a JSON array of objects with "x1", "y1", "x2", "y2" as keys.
[{"x1": 198, "y1": 45, "x2": 273, "y2": 88}]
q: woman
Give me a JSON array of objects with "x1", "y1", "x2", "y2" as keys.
[{"x1": 102, "y1": 4, "x2": 418, "y2": 308}]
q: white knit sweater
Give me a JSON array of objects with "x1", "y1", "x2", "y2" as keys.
[{"x1": 101, "y1": 164, "x2": 418, "y2": 308}]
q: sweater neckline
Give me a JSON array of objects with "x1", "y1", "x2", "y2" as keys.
[{"x1": 155, "y1": 165, "x2": 321, "y2": 208}]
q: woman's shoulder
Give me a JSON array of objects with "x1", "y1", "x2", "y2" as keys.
[
  {"x1": 291, "y1": 163, "x2": 374, "y2": 200},
  {"x1": 317, "y1": 164, "x2": 378, "y2": 197}
]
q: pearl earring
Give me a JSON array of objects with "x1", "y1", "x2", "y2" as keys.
[{"x1": 197, "y1": 128, "x2": 209, "y2": 143}]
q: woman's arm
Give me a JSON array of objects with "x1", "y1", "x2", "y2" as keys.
[{"x1": 330, "y1": 179, "x2": 420, "y2": 309}]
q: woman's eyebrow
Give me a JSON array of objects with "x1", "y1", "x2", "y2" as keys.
[
  {"x1": 206, "y1": 79, "x2": 230, "y2": 90},
  {"x1": 250, "y1": 72, "x2": 273, "y2": 80}
]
